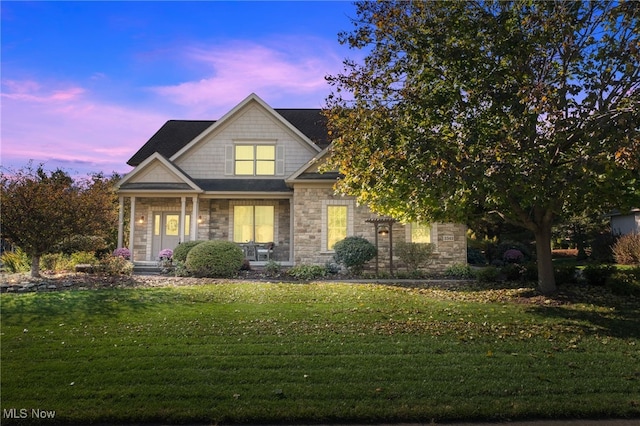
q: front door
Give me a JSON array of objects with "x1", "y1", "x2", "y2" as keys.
[{"x1": 152, "y1": 213, "x2": 190, "y2": 259}]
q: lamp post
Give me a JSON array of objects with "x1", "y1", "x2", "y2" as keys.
[{"x1": 366, "y1": 218, "x2": 396, "y2": 276}]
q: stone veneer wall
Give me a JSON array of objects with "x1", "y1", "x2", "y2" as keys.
[{"x1": 292, "y1": 184, "x2": 467, "y2": 272}]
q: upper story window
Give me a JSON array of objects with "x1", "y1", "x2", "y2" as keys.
[{"x1": 235, "y1": 145, "x2": 275, "y2": 176}]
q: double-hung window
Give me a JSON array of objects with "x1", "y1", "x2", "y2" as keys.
[
  {"x1": 235, "y1": 145, "x2": 275, "y2": 176},
  {"x1": 410, "y1": 223, "x2": 431, "y2": 243}
]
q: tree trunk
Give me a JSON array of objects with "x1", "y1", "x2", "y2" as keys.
[
  {"x1": 534, "y1": 225, "x2": 556, "y2": 295},
  {"x1": 30, "y1": 255, "x2": 41, "y2": 278}
]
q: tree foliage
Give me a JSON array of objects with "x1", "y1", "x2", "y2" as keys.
[
  {"x1": 0, "y1": 164, "x2": 119, "y2": 277},
  {"x1": 324, "y1": 0, "x2": 640, "y2": 293}
]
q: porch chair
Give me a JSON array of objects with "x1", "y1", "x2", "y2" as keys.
[{"x1": 256, "y1": 242, "x2": 274, "y2": 261}]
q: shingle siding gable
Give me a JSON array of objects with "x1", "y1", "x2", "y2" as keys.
[{"x1": 126, "y1": 110, "x2": 328, "y2": 167}]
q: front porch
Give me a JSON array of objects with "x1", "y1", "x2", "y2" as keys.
[{"x1": 119, "y1": 196, "x2": 293, "y2": 264}]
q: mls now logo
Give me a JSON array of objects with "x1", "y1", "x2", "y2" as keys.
[{"x1": 3, "y1": 408, "x2": 56, "y2": 419}]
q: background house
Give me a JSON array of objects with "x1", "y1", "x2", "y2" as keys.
[
  {"x1": 116, "y1": 94, "x2": 467, "y2": 272},
  {"x1": 609, "y1": 208, "x2": 640, "y2": 236}
]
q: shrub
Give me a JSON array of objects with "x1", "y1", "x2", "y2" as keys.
[
  {"x1": 467, "y1": 247, "x2": 486, "y2": 265},
  {"x1": 1, "y1": 248, "x2": 30, "y2": 273},
  {"x1": 396, "y1": 242, "x2": 434, "y2": 273},
  {"x1": 98, "y1": 255, "x2": 133, "y2": 275},
  {"x1": 501, "y1": 263, "x2": 524, "y2": 281},
  {"x1": 612, "y1": 233, "x2": 640, "y2": 265},
  {"x1": 185, "y1": 240, "x2": 244, "y2": 278},
  {"x1": 263, "y1": 260, "x2": 281, "y2": 277},
  {"x1": 444, "y1": 263, "x2": 475, "y2": 279},
  {"x1": 476, "y1": 266, "x2": 499, "y2": 282},
  {"x1": 41, "y1": 253, "x2": 71, "y2": 271},
  {"x1": 70, "y1": 251, "x2": 98, "y2": 265},
  {"x1": 606, "y1": 268, "x2": 640, "y2": 296},
  {"x1": 333, "y1": 236, "x2": 377, "y2": 275},
  {"x1": 554, "y1": 264, "x2": 578, "y2": 285},
  {"x1": 503, "y1": 249, "x2": 524, "y2": 263},
  {"x1": 287, "y1": 264, "x2": 327, "y2": 280},
  {"x1": 582, "y1": 263, "x2": 616, "y2": 286},
  {"x1": 486, "y1": 240, "x2": 532, "y2": 263},
  {"x1": 113, "y1": 248, "x2": 131, "y2": 260},
  {"x1": 172, "y1": 241, "x2": 205, "y2": 263},
  {"x1": 522, "y1": 262, "x2": 538, "y2": 282}
]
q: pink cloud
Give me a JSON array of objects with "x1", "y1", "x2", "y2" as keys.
[
  {"x1": 150, "y1": 37, "x2": 346, "y2": 115},
  {"x1": 1, "y1": 80, "x2": 165, "y2": 176}
]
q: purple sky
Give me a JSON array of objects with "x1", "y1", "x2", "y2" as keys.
[{"x1": 1, "y1": 1, "x2": 359, "y2": 177}]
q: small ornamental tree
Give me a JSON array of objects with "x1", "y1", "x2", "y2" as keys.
[
  {"x1": 333, "y1": 236, "x2": 377, "y2": 275},
  {"x1": 1, "y1": 164, "x2": 118, "y2": 277}
]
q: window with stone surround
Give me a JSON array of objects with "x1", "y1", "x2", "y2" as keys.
[
  {"x1": 406, "y1": 222, "x2": 437, "y2": 249},
  {"x1": 322, "y1": 200, "x2": 354, "y2": 252}
]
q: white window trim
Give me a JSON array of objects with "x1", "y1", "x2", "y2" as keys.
[
  {"x1": 225, "y1": 140, "x2": 283, "y2": 177},
  {"x1": 321, "y1": 199, "x2": 354, "y2": 253},
  {"x1": 229, "y1": 200, "x2": 279, "y2": 243}
]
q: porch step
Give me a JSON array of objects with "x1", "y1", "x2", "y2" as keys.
[{"x1": 133, "y1": 262, "x2": 161, "y2": 275}]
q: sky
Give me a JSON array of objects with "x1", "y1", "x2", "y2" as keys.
[{"x1": 1, "y1": 1, "x2": 359, "y2": 177}]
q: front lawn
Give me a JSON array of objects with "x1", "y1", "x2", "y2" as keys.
[{"x1": 1, "y1": 281, "x2": 639, "y2": 424}]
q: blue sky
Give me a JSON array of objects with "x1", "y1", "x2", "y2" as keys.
[{"x1": 1, "y1": 1, "x2": 358, "y2": 176}]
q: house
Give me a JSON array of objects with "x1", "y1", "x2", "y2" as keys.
[
  {"x1": 609, "y1": 209, "x2": 640, "y2": 236},
  {"x1": 116, "y1": 94, "x2": 467, "y2": 271}
]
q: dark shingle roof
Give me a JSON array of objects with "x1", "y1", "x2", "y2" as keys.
[
  {"x1": 273, "y1": 109, "x2": 329, "y2": 149},
  {"x1": 127, "y1": 120, "x2": 214, "y2": 166},
  {"x1": 126, "y1": 109, "x2": 329, "y2": 167}
]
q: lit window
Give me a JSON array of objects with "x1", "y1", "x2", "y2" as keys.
[
  {"x1": 235, "y1": 145, "x2": 275, "y2": 175},
  {"x1": 411, "y1": 223, "x2": 431, "y2": 243},
  {"x1": 327, "y1": 205, "x2": 347, "y2": 250},
  {"x1": 233, "y1": 206, "x2": 274, "y2": 243}
]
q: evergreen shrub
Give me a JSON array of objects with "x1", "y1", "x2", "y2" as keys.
[
  {"x1": 333, "y1": 236, "x2": 377, "y2": 275},
  {"x1": 287, "y1": 264, "x2": 327, "y2": 280},
  {"x1": 582, "y1": 264, "x2": 615, "y2": 286},
  {"x1": 173, "y1": 240, "x2": 206, "y2": 263},
  {"x1": 185, "y1": 240, "x2": 244, "y2": 278}
]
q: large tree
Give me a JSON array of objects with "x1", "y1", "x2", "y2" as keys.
[
  {"x1": 324, "y1": 0, "x2": 640, "y2": 294},
  {"x1": 1, "y1": 164, "x2": 119, "y2": 277}
]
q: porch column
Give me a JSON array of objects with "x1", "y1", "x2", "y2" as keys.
[
  {"x1": 129, "y1": 196, "x2": 136, "y2": 260},
  {"x1": 117, "y1": 196, "x2": 124, "y2": 248},
  {"x1": 191, "y1": 196, "x2": 199, "y2": 240},
  {"x1": 180, "y1": 196, "x2": 186, "y2": 243}
]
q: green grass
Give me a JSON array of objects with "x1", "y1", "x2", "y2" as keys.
[{"x1": 1, "y1": 282, "x2": 639, "y2": 425}]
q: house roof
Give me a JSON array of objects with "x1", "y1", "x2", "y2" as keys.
[{"x1": 127, "y1": 109, "x2": 329, "y2": 167}]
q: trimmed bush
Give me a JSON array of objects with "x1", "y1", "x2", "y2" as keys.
[
  {"x1": 396, "y1": 242, "x2": 434, "y2": 273},
  {"x1": 287, "y1": 264, "x2": 327, "y2": 280},
  {"x1": 503, "y1": 249, "x2": 524, "y2": 263},
  {"x1": 333, "y1": 236, "x2": 377, "y2": 275},
  {"x1": 185, "y1": 240, "x2": 244, "y2": 278},
  {"x1": 612, "y1": 233, "x2": 640, "y2": 265},
  {"x1": 173, "y1": 241, "x2": 206, "y2": 263}
]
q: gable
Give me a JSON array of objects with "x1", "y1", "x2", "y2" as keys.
[
  {"x1": 125, "y1": 95, "x2": 330, "y2": 169},
  {"x1": 117, "y1": 153, "x2": 201, "y2": 192},
  {"x1": 171, "y1": 96, "x2": 323, "y2": 180}
]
